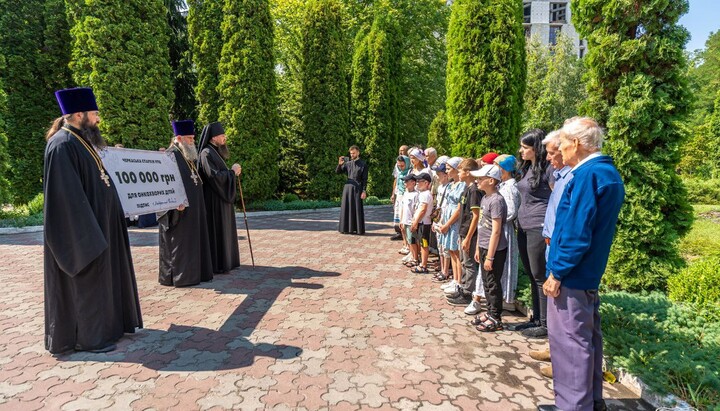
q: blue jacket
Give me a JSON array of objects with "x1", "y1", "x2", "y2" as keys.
[{"x1": 546, "y1": 155, "x2": 625, "y2": 290}]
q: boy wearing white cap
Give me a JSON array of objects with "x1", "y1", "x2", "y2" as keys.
[{"x1": 469, "y1": 165, "x2": 508, "y2": 332}]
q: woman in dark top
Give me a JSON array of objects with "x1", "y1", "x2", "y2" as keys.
[{"x1": 510, "y1": 129, "x2": 554, "y2": 338}]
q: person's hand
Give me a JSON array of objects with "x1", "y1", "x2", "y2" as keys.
[
  {"x1": 483, "y1": 258, "x2": 493, "y2": 272},
  {"x1": 177, "y1": 204, "x2": 186, "y2": 211},
  {"x1": 231, "y1": 164, "x2": 242, "y2": 176},
  {"x1": 439, "y1": 224, "x2": 449, "y2": 234},
  {"x1": 390, "y1": 194, "x2": 395, "y2": 203},
  {"x1": 543, "y1": 273, "x2": 561, "y2": 298},
  {"x1": 474, "y1": 249, "x2": 480, "y2": 263},
  {"x1": 338, "y1": 156, "x2": 345, "y2": 165},
  {"x1": 361, "y1": 191, "x2": 367, "y2": 200},
  {"x1": 461, "y1": 238, "x2": 471, "y2": 252},
  {"x1": 411, "y1": 221, "x2": 418, "y2": 232}
]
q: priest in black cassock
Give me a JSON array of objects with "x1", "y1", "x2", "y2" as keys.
[
  {"x1": 43, "y1": 87, "x2": 142, "y2": 354},
  {"x1": 197, "y1": 122, "x2": 241, "y2": 273},
  {"x1": 158, "y1": 120, "x2": 214, "y2": 287},
  {"x1": 336, "y1": 145, "x2": 368, "y2": 235}
]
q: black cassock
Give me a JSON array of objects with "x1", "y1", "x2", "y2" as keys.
[
  {"x1": 158, "y1": 145, "x2": 214, "y2": 286},
  {"x1": 336, "y1": 158, "x2": 368, "y2": 234},
  {"x1": 198, "y1": 144, "x2": 240, "y2": 273},
  {"x1": 43, "y1": 126, "x2": 143, "y2": 354}
]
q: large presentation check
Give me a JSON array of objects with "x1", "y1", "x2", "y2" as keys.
[{"x1": 99, "y1": 147, "x2": 189, "y2": 217}]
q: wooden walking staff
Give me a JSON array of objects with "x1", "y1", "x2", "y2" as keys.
[{"x1": 237, "y1": 173, "x2": 255, "y2": 269}]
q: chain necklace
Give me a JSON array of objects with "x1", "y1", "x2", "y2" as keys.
[
  {"x1": 175, "y1": 143, "x2": 201, "y2": 185},
  {"x1": 62, "y1": 127, "x2": 111, "y2": 187}
]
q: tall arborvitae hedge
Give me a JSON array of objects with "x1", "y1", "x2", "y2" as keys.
[
  {"x1": 68, "y1": 0, "x2": 173, "y2": 150},
  {"x1": 167, "y1": 0, "x2": 198, "y2": 121},
  {"x1": 427, "y1": 109, "x2": 451, "y2": 155},
  {"x1": 219, "y1": 0, "x2": 279, "y2": 200},
  {"x1": 188, "y1": 0, "x2": 223, "y2": 125},
  {"x1": 301, "y1": 0, "x2": 349, "y2": 200},
  {"x1": 0, "y1": 56, "x2": 10, "y2": 203},
  {"x1": 446, "y1": 0, "x2": 526, "y2": 157},
  {"x1": 0, "y1": 0, "x2": 72, "y2": 203},
  {"x1": 573, "y1": 0, "x2": 694, "y2": 291},
  {"x1": 351, "y1": 10, "x2": 402, "y2": 198}
]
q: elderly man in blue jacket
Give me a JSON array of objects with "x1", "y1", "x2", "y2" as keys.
[{"x1": 538, "y1": 117, "x2": 625, "y2": 411}]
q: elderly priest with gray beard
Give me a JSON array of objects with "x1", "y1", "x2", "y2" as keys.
[{"x1": 158, "y1": 120, "x2": 214, "y2": 287}]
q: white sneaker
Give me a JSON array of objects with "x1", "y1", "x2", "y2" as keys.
[
  {"x1": 401, "y1": 254, "x2": 414, "y2": 263},
  {"x1": 444, "y1": 284, "x2": 460, "y2": 296},
  {"x1": 398, "y1": 246, "x2": 410, "y2": 255},
  {"x1": 440, "y1": 279, "x2": 457, "y2": 291},
  {"x1": 464, "y1": 300, "x2": 482, "y2": 315}
]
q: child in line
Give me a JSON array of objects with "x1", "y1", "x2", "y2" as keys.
[
  {"x1": 410, "y1": 172, "x2": 434, "y2": 274},
  {"x1": 470, "y1": 165, "x2": 508, "y2": 332},
  {"x1": 400, "y1": 174, "x2": 419, "y2": 266}
]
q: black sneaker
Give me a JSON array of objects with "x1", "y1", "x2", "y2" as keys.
[
  {"x1": 446, "y1": 294, "x2": 472, "y2": 306},
  {"x1": 506, "y1": 319, "x2": 538, "y2": 331},
  {"x1": 521, "y1": 326, "x2": 548, "y2": 339}
]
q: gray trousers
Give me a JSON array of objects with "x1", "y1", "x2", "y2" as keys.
[
  {"x1": 547, "y1": 287, "x2": 603, "y2": 411},
  {"x1": 460, "y1": 234, "x2": 478, "y2": 295}
]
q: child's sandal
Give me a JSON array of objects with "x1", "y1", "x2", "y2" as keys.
[
  {"x1": 469, "y1": 313, "x2": 489, "y2": 326},
  {"x1": 411, "y1": 266, "x2": 429, "y2": 274},
  {"x1": 475, "y1": 317, "x2": 503, "y2": 332}
]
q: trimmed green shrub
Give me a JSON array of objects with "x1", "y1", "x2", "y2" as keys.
[
  {"x1": 187, "y1": 0, "x2": 223, "y2": 125},
  {"x1": 364, "y1": 195, "x2": 381, "y2": 205},
  {"x1": 427, "y1": 110, "x2": 451, "y2": 156},
  {"x1": 281, "y1": 193, "x2": 300, "y2": 203},
  {"x1": 218, "y1": 0, "x2": 280, "y2": 200},
  {"x1": 668, "y1": 257, "x2": 720, "y2": 320},
  {"x1": 167, "y1": 0, "x2": 198, "y2": 121},
  {"x1": 573, "y1": 0, "x2": 695, "y2": 291},
  {"x1": 683, "y1": 178, "x2": 720, "y2": 205},
  {"x1": 0, "y1": 56, "x2": 10, "y2": 204},
  {"x1": 601, "y1": 292, "x2": 720, "y2": 410},
  {"x1": 446, "y1": 0, "x2": 526, "y2": 157},
  {"x1": 301, "y1": 0, "x2": 350, "y2": 200},
  {"x1": 26, "y1": 192, "x2": 44, "y2": 215},
  {"x1": 68, "y1": 0, "x2": 173, "y2": 150}
]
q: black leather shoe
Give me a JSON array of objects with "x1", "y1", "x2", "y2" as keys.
[
  {"x1": 537, "y1": 405, "x2": 561, "y2": 411},
  {"x1": 522, "y1": 326, "x2": 548, "y2": 339},
  {"x1": 594, "y1": 399, "x2": 607, "y2": 411},
  {"x1": 506, "y1": 319, "x2": 538, "y2": 331}
]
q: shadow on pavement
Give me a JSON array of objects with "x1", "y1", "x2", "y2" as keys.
[{"x1": 55, "y1": 265, "x2": 340, "y2": 371}]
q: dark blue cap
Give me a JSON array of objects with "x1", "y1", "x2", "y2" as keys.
[
  {"x1": 55, "y1": 87, "x2": 99, "y2": 115},
  {"x1": 172, "y1": 120, "x2": 195, "y2": 136}
]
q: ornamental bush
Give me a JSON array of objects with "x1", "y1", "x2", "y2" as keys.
[
  {"x1": 572, "y1": 0, "x2": 694, "y2": 291},
  {"x1": 219, "y1": 0, "x2": 279, "y2": 200},
  {"x1": 682, "y1": 178, "x2": 720, "y2": 205},
  {"x1": 68, "y1": 0, "x2": 173, "y2": 150},
  {"x1": 427, "y1": 110, "x2": 451, "y2": 155},
  {"x1": 187, "y1": 0, "x2": 223, "y2": 125},
  {"x1": 668, "y1": 257, "x2": 720, "y2": 321},
  {"x1": 446, "y1": 0, "x2": 526, "y2": 157},
  {"x1": 0, "y1": 57, "x2": 10, "y2": 204}
]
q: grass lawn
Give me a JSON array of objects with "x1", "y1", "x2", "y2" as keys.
[{"x1": 680, "y1": 204, "x2": 720, "y2": 260}]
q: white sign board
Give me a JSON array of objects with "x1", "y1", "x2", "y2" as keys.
[{"x1": 99, "y1": 147, "x2": 189, "y2": 217}]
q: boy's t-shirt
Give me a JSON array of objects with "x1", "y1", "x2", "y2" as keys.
[
  {"x1": 417, "y1": 190, "x2": 433, "y2": 225},
  {"x1": 458, "y1": 183, "x2": 483, "y2": 238},
  {"x1": 477, "y1": 192, "x2": 508, "y2": 250},
  {"x1": 401, "y1": 191, "x2": 418, "y2": 226}
]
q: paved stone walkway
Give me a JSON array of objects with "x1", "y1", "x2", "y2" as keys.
[{"x1": 0, "y1": 207, "x2": 650, "y2": 410}]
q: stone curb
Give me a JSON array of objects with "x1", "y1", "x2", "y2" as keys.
[
  {"x1": 514, "y1": 300, "x2": 694, "y2": 410},
  {"x1": 0, "y1": 205, "x2": 393, "y2": 235}
]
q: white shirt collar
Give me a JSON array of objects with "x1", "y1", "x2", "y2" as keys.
[{"x1": 571, "y1": 152, "x2": 602, "y2": 172}]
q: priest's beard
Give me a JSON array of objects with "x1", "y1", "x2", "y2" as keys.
[
  {"x1": 80, "y1": 115, "x2": 106, "y2": 149},
  {"x1": 213, "y1": 143, "x2": 230, "y2": 160},
  {"x1": 178, "y1": 141, "x2": 199, "y2": 162}
]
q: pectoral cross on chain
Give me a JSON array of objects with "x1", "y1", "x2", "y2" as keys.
[
  {"x1": 191, "y1": 172, "x2": 199, "y2": 185},
  {"x1": 101, "y1": 171, "x2": 111, "y2": 187}
]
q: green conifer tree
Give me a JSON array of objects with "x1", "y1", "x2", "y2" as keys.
[
  {"x1": 218, "y1": 0, "x2": 279, "y2": 200},
  {"x1": 167, "y1": 0, "x2": 198, "y2": 121},
  {"x1": 188, "y1": 0, "x2": 223, "y2": 125},
  {"x1": 301, "y1": 0, "x2": 349, "y2": 200},
  {"x1": 427, "y1": 110, "x2": 451, "y2": 155},
  {"x1": 573, "y1": 0, "x2": 694, "y2": 291},
  {"x1": 0, "y1": 56, "x2": 10, "y2": 204},
  {"x1": 68, "y1": 0, "x2": 173, "y2": 150},
  {"x1": 446, "y1": 0, "x2": 526, "y2": 157}
]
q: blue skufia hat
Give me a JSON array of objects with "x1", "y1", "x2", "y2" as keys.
[
  {"x1": 55, "y1": 87, "x2": 99, "y2": 115},
  {"x1": 171, "y1": 120, "x2": 195, "y2": 136}
]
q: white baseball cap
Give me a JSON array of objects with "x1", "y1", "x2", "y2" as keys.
[{"x1": 470, "y1": 164, "x2": 502, "y2": 181}]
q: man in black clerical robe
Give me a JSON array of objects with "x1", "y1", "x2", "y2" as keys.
[
  {"x1": 44, "y1": 87, "x2": 142, "y2": 354},
  {"x1": 197, "y1": 122, "x2": 241, "y2": 273},
  {"x1": 158, "y1": 120, "x2": 214, "y2": 286},
  {"x1": 336, "y1": 145, "x2": 368, "y2": 235}
]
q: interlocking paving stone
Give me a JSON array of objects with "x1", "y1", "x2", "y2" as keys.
[{"x1": 0, "y1": 207, "x2": 651, "y2": 410}]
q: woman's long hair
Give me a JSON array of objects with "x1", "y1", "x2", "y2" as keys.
[{"x1": 518, "y1": 128, "x2": 549, "y2": 190}]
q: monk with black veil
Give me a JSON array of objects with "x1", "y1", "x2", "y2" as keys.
[
  {"x1": 336, "y1": 145, "x2": 368, "y2": 235},
  {"x1": 157, "y1": 120, "x2": 214, "y2": 287},
  {"x1": 197, "y1": 122, "x2": 242, "y2": 273},
  {"x1": 43, "y1": 87, "x2": 142, "y2": 354}
]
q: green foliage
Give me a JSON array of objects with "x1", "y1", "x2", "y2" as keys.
[
  {"x1": 187, "y1": 0, "x2": 223, "y2": 125},
  {"x1": 601, "y1": 292, "x2": 720, "y2": 409},
  {"x1": 522, "y1": 33, "x2": 586, "y2": 132},
  {"x1": 0, "y1": 0, "x2": 72, "y2": 204},
  {"x1": 281, "y1": 192, "x2": 300, "y2": 203},
  {"x1": 668, "y1": 257, "x2": 720, "y2": 320},
  {"x1": 68, "y1": 0, "x2": 173, "y2": 150},
  {"x1": 573, "y1": 0, "x2": 694, "y2": 291},
  {"x1": 246, "y1": 199, "x2": 340, "y2": 211},
  {"x1": 446, "y1": 0, "x2": 526, "y2": 157},
  {"x1": 0, "y1": 192, "x2": 44, "y2": 227},
  {"x1": 679, "y1": 204, "x2": 720, "y2": 262},
  {"x1": 301, "y1": 0, "x2": 350, "y2": 200},
  {"x1": 0, "y1": 56, "x2": 10, "y2": 204},
  {"x1": 426, "y1": 109, "x2": 451, "y2": 155},
  {"x1": 219, "y1": 0, "x2": 279, "y2": 200},
  {"x1": 689, "y1": 31, "x2": 720, "y2": 120},
  {"x1": 166, "y1": 0, "x2": 198, "y2": 120},
  {"x1": 683, "y1": 178, "x2": 720, "y2": 205},
  {"x1": 680, "y1": 90, "x2": 720, "y2": 179}
]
